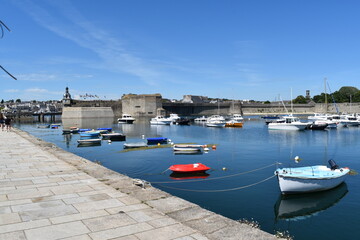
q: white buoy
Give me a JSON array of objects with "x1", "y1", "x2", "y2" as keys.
[
  {"x1": 108, "y1": 140, "x2": 112, "y2": 143},
  {"x1": 141, "y1": 135, "x2": 145, "y2": 139},
  {"x1": 222, "y1": 167, "x2": 227, "y2": 171},
  {"x1": 204, "y1": 147, "x2": 209, "y2": 151}
]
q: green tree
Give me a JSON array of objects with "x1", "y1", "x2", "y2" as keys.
[
  {"x1": 293, "y1": 95, "x2": 308, "y2": 104},
  {"x1": 1, "y1": 99, "x2": 4, "y2": 104},
  {"x1": 15, "y1": 99, "x2": 21, "y2": 103}
]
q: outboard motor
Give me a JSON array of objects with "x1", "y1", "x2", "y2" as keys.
[{"x1": 328, "y1": 159, "x2": 339, "y2": 170}]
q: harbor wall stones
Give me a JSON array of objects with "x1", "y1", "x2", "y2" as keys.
[
  {"x1": 61, "y1": 99, "x2": 360, "y2": 118},
  {"x1": 62, "y1": 107, "x2": 114, "y2": 119}
]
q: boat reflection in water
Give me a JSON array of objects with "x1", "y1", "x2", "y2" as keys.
[
  {"x1": 274, "y1": 183, "x2": 348, "y2": 221},
  {"x1": 170, "y1": 172, "x2": 210, "y2": 180}
]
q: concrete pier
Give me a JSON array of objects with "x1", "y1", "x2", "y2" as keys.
[{"x1": 0, "y1": 128, "x2": 281, "y2": 240}]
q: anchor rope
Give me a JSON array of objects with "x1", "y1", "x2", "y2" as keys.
[
  {"x1": 149, "y1": 163, "x2": 278, "y2": 184},
  {"x1": 156, "y1": 174, "x2": 277, "y2": 192}
]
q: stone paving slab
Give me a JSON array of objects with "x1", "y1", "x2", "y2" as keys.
[{"x1": 0, "y1": 128, "x2": 282, "y2": 240}]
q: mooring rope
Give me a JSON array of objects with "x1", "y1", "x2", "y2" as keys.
[
  {"x1": 149, "y1": 163, "x2": 278, "y2": 184},
  {"x1": 156, "y1": 174, "x2": 277, "y2": 192}
]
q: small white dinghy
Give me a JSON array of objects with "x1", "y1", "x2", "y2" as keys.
[
  {"x1": 77, "y1": 138, "x2": 102, "y2": 145},
  {"x1": 172, "y1": 144, "x2": 204, "y2": 153},
  {"x1": 123, "y1": 142, "x2": 148, "y2": 149},
  {"x1": 275, "y1": 160, "x2": 350, "y2": 195}
]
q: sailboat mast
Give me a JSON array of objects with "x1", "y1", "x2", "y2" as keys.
[
  {"x1": 291, "y1": 88, "x2": 293, "y2": 115},
  {"x1": 324, "y1": 78, "x2": 328, "y2": 113}
]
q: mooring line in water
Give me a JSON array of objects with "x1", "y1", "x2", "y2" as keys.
[
  {"x1": 141, "y1": 168, "x2": 170, "y2": 176},
  {"x1": 156, "y1": 175, "x2": 276, "y2": 192},
  {"x1": 149, "y1": 163, "x2": 278, "y2": 184}
]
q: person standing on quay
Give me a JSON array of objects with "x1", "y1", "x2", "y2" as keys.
[
  {"x1": 0, "y1": 113, "x2": 5, "y2": 131},
  {"x1": 4, "y1": 116, "x2": 11, "y2": 132}
]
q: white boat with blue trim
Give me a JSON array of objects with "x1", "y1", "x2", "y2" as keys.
[{"x1": 275, "y1": 160, "x2": 350, "y2": 194}]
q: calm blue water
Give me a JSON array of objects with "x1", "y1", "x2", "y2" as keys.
[{"x1": 16, "y1": 117, "x2": 359, "y2": 240}]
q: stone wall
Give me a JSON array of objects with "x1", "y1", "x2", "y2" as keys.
[
  {"x1": 62, "y1": 107, "x2": 114, "y2": 119},
  {"x1": 71, "y1": 100, "x2": 122, "y2": 117},
  {"x1": 121, "y1": 94, "x2": 162, "y2": 117}
]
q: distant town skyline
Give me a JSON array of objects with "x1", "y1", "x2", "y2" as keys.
[{"x1": 2, "y1": 0, "x2": 360, "y2": 101}]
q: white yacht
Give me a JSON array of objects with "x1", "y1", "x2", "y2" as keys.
[
  {"x1": 206, "y1": 115, "x2": 226, "y2": 127},
  {"x1": 117, "y1": 114, "x2": 135, "y2": 124},
  {"x1": 168, "y1": 113, "x2": 181, "y2": 123},
  {"x1": 343, "y1": 114, "x2": 360, "y2": 127},
  {"x1": 268, "y1": 115, "x2": 310, "y2": 130},
  {"x1": 231, "y1": 114, "x2": 244, "y2": 122},
  {"x1": 308, "y1": 113, "x2": 328, "y2": 121},
  {"x1": 150, "y1": 116, "x2": 172, "y2": 125}
]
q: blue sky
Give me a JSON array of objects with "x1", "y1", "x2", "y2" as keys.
[{"x1": 1, "y1": 0, "x2": 360, "y2": 101}]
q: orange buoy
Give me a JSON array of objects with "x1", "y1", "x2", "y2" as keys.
[{"x1": 212, "y1": 145, "x2": 217, "y2": 150}]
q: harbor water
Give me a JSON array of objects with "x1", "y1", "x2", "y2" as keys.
[{"x1": 16, "y1": 117, "x2": 359, "y2": 240}]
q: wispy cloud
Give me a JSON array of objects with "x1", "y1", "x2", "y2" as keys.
[
  {"x1": 4, "y1": 89, "x2": 19, "y2": 93},
  {"x1": 16, "y1": 73, "x2": 57, "y2": 81},
  {"x1": 16, "y1": 0, "x2": 163, "y2": 86},
  {"x1": 14, "y1": 73, "x2": 93, "y2": 82},
  {"x1": 25, "y1": 88, "x2": 48, "y2": 93}
]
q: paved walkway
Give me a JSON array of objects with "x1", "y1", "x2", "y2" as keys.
[{"x1": 0, "y1": 128, "x2": 280, "y2": 240}]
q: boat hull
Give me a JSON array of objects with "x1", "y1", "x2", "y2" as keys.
[
  {"x1": 275, "y1": 166, "x2": 349, "y2": 194},
  {"x1": 206, "y1": 122, "x2": 226, "y2": 127},
  {"x1": 169, "y1": 163, "x2": 210, "y2": 173},
  {"x1": 118, "y1": 119, "x2": 135, "y2": 124},
  {"x1": 268, "y1": 123, "x2": 309, "y2": 130},
  {"x1": 225, "y1": 122, "x2": 243, "y2": 128},
  {"x1": 102, "y1": 133, "x2": 126, "y2": 141},
  {"x1": 123, "y1": 142, "x2": 148, "y2": 148},
  {"x1": 77, "y1": 139, "x2": 102, "y2": 145},
  {"x1": 79, "y1": 131, "x2": 101, "y2": 137},
  {"x1": 150, "y1": 120, "x2": 171, "y2": 125}
]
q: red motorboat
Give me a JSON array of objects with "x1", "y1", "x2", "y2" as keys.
[{"x1": 169, "y1": 163, "x2": 210, "y2": 173}]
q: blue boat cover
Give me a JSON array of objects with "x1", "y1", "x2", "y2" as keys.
[
  {"x1": 147, "y1": 137, "x2": 168, "y2": 144},
  {"x1": 97, "y1": 128, "x2": 112, "y2": 131},
  {"x1": 147, "y1": 137, "x2": 167, "y2": 141},
  {"x1": 79, "y1": 129, "x2": 91, "y2": 132}
]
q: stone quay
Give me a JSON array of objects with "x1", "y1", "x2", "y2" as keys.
[{"x1": 0, "y1": 128, "x2": 282, "y2": 240}]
